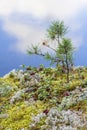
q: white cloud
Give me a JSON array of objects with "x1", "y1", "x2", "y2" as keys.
[
  {"x1": 3, "y1": 20, "x2": 46, "y2": 53},
  {"x1": 72, "y1": 37, "x2": 83, "y2": 48},
  {"x1": 0, "y1": 0, "x2": 87, "y2": 19},
  {"x1": 0, "y1": 0, "x2": 87, "y2": 53}
]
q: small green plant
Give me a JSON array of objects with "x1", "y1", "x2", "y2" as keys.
[{"x1": 27, "y1": 20, "x2": 75, "y2": 83}]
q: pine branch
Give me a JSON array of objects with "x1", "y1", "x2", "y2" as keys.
[{"x1": 42, "y1": 42, "x2": 56, "y2": 52}]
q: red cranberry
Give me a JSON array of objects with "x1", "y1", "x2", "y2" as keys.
[
  {"x1": 43, "y1": 109, "x2": 49, "y2": 115},
  {"x1": 64, "y1": 91, "x2": 69, "y2": 96},
  {"x1": 30, "y1": 72, "x2": 35, "y2": 75}
]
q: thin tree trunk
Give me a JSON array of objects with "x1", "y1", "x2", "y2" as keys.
[
  {"x1": 57, "y1": 34, "x2": 60, "y2": 45},
  {"x1": 66, "y1": 52, "x2": 69, "y2": 83}
]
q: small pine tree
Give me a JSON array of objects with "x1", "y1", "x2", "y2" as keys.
[
  {"x1": 56, "y1": 38, "x2": 74, "y2": 83},
  {"x1": 27, "y1": 20, "x2": 74, "y2": 83}
]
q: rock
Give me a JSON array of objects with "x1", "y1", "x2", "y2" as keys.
[
  {"x1": 0, "y1": 114, "x2": 9, "y2": 119},
  {"x1": 0, "y1": 85, "x2": 12, "y2": 97},
  {"x1": 59, "y1": 87, "x2": 87, "y2": 109},
  {"x1": 30, "y1": 107, "x2": 87, "y2": 129},
  {"x1": 3, "y1": 69, "x2": 16, "y2": 78},
  {"x1": 10, "y1": 89, "x2": 25, "y2": 104}
]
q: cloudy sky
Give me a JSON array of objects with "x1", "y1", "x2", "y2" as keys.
[{"x1": 0, "y1": 0, "x2": 87, "y2": 76}]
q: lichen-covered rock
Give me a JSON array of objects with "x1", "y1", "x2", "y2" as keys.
[
  {"x1": 30, "y1": 108, "x2": 87, "y2": 130},
  {"x1": 0, "y1": 84, "x2": 12, "y2": 97},
  {"x1": 59, "y1": 87, "x2": 87, "y2": 110},
  {"x1": 10, "y1": 89, "x2": 25, "y2": 104},
  {"x1": 0, "y1": 66, "x2": 87, "y2": 130},
  {"x1": 0, "y1": 114, "x2": 9, "y2": 119}
]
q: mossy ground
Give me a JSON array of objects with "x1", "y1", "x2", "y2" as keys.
[{"x1": 0, "y1": 66, "x2": 87, "y2": 129}]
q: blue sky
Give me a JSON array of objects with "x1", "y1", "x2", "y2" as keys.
[{"x1": 0, "y1": 0, "x2": 87, "y2": 76}]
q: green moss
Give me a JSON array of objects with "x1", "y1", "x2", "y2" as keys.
[
  {"x1": 70, "y1": 99, "x2": 87, "y2": 113},
  {"x1": 0, "y1": 67, "x2": 87, "y2": 129},
  {"x1": 0, "y1": 101, "x2": 48, "y2": 130}
]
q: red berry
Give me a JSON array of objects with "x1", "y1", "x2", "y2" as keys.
[{"x1": 43, "y1": 110, "x2": 49, "y2": 115}]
